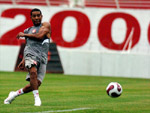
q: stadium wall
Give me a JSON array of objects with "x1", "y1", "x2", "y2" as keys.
[{"x1": 0, "y1": 5, "x2": 150, "y2": 78}]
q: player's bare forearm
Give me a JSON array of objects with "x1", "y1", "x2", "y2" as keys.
[
  {"x1": 16, "y1": 22, "x2": 51, "y2": 40},
  {"x1": 24, "y1": 30, "x2": 47, "y2": 40}
]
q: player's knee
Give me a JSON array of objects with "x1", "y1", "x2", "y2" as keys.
[{"x1": 30, "y1": 71, "x2": 37, "y2": 77}]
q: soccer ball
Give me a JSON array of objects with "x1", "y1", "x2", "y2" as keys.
[{"x1": 106, "y1": 82, "x2": 123, "y2": 98}]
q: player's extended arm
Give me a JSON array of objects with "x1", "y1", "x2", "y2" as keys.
[{"x1": 17, "y1": 22, "x2": 51, "y2": 40}]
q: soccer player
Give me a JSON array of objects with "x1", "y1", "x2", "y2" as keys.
[{"x1": 4, "y1": 8, "x2": 51, "y2": 106}]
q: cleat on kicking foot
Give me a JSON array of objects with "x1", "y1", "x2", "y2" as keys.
[{"x1": 4, "y1": 91, "x2": 17, "y2": 104}]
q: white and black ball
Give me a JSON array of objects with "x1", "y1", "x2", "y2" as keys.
[{"x1": 106, "y1": 82, "x2": 123, "y2": 98}]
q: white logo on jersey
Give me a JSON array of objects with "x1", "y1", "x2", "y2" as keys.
[{"x1": 32, "y1": 29, "x2": 36, "y2": 33}]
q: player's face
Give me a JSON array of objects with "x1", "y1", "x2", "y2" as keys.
[{"x1": 31, "y1": 11, "x2": 42, "y2": 26}]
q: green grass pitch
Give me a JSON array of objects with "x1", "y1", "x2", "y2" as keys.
[{"x1": 0, "y1": 71, "x2": 150, "y2": 113}]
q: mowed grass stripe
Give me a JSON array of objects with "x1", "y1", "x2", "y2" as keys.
[{"x1": 0, "y1": 72, "x2": 150, "y2": 113}]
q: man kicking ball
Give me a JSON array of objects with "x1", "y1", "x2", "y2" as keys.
[{"x1": 4, "y1": 8, "x2": 51, "y2": 106}]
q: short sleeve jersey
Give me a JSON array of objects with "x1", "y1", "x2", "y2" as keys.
[{"x1": 24, "y1": 24, "x2": 50, "y2": 64}]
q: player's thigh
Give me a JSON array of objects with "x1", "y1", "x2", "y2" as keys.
[{"x1": 30, "y1": 66, "x2": 37, "y2": 75}]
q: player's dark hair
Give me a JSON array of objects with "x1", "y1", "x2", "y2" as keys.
[{"x1": 30, "y1": 8, "x2": 42, "y2": 16}]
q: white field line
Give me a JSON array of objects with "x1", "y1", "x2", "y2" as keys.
[{"x1": 22, "y1": 108, "x2": 92, "y2": 113}]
